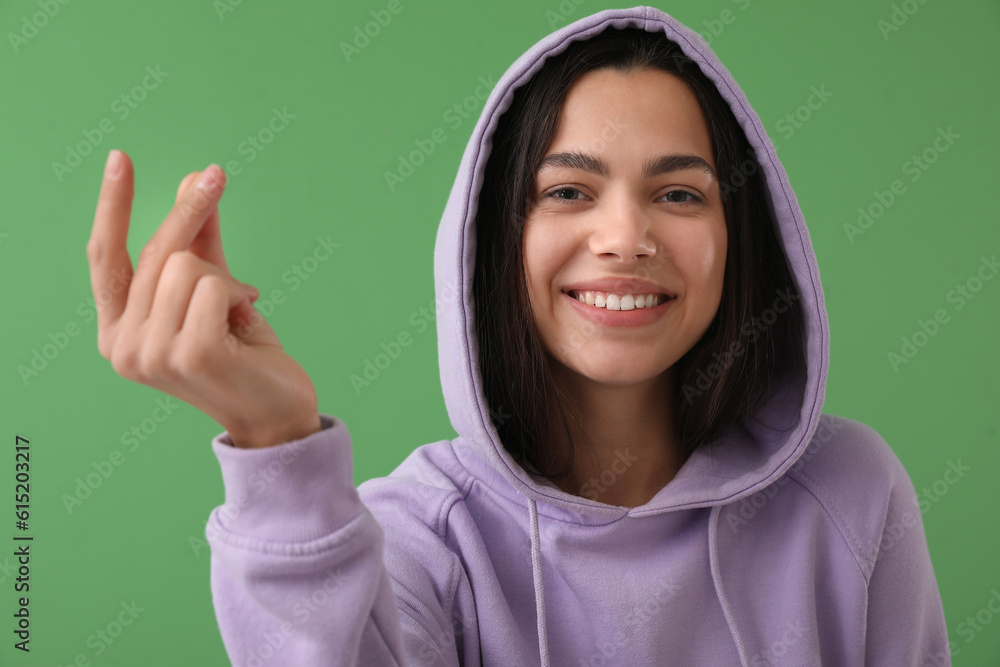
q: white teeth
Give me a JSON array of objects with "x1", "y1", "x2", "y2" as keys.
[{"x1": 571, "y1": 291, "x2": 666, "y2": 310}]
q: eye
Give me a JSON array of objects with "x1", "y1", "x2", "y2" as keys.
[
  {"x1": 543, "y1": 187, "x2": 590, "y2": 201},
  {"x1": 659, "y1": 189, "x2": 704, "y2": 205}
]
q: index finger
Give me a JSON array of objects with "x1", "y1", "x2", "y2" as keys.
[
  {"x1": 87, "y1": 149, "x2": 135, "y2": 330},
  {"x1": 126, "y1": 162, "x2": 226, "y2": 319}
]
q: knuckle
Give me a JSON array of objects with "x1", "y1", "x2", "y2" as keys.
[
  {"x1": 96, "y1": 330, "x2": 114, "y2": 361},
  {"x1": 109, "y1": 343, "x2": 141, "y2": 381},
  {"x1": 137, "y1": 240, "x2": 160, "y2": 267},
  {"x1": 86, "y1": 237, "x2": 102, "y2": 264},
  {"x1": 200, "y1": 272, "x2": 227, "y2": 294},
  {"x1": 138, "y1": 339, "x2": 172, "y2": 380},
  {"x1": 162, "y1": 250, "x2": 199, "y2": 282},
  {"x1": 173, "y1": 341, "x2": 212, "y2": 378}
]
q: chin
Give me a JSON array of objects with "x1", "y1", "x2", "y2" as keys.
[{"x1": 558, "y1": 358, "x2": 673, "y2": 388}]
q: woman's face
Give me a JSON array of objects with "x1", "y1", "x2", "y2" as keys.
[{"x1": 522, "y1": 67, "x2": 727, "y2": 388}]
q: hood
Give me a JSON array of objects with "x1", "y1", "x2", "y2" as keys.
[{"x1": 435, "y1": 5, "x2": 828, "y2": 519}]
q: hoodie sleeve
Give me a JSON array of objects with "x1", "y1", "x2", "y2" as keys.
[
  {"x1": 862, "y1": 433, "x2": 952, "y2": 666},
  {"x1": 205, "y1": 413, "x2": 471, "y2": 666}
]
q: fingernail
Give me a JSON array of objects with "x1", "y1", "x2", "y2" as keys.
[
  {"x1": 104, "y1": 150, "x2": 123, "y2": 179},
  {"x1": 197, "y1": 164, "x2": 221, "y2": 192},
  {"x1": 247, "y1": 286, "x2": 259, "y2": 302}
]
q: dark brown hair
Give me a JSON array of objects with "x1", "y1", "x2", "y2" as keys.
[{"x1": 473, "y1": 27, "x2": 806, "y2": 482}]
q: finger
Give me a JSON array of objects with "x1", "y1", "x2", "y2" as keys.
[
  {"x1": 148, "y1": 251, "x2": 254, "y2": 335},
  {"x1": 181, "y1": 277, "x2": 265, "y2": 357},
  {"x1": 127, "y1": 164, "x2": 227, "y2": 319},
  {"x1": 176, "y1": 171, "x2": 230, "y2": 274},
  {"x1": 88, "y1": 149, "x2": 135, "y2": 334},
  {"x1": 176, "y1": 172, "x2": 200, "y2": 202}
]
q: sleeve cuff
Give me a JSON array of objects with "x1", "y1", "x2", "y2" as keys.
[{"x1": 209, "y1": 413, "x2": 365, "y2": 544}]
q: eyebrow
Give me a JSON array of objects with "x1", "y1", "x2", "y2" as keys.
[{"x1": 537, "y1": 151, "x2": 717, "y2": 181}]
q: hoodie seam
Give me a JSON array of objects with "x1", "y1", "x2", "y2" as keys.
[
  {"x1": 370, "y1": 591, "x2": 407, "y2": 666},
  {"x1": 206, "y1": 507, "x2": 372, "y2": 557},
  {"x1": 440, "y1": 491, "x2": 477, "y2": 657},
  {"x1": 386, "y1": 494, "x2": 467, "y2": 664},
  {"x1": 786, "y1": 469, "x2": 873, "y2": 582},
  {"x1": 397, "y1": 603, "x2": 457, "y2": 664}
]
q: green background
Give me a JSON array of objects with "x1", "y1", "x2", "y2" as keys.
[{"x1": 1, "y1": 0, "x2": 997, "y2": 664}]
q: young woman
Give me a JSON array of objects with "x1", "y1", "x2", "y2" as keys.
[{"x1": 88, "y1": 6, "x2": 950, "y2": 666}]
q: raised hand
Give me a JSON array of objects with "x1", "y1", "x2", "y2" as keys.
[{"x1": 88, "y1": 150, "x2": 321, "y2": 448}]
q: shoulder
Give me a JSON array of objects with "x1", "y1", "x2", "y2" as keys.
[
  {"x1": 790, "y1": 413, "x2": 911, "y2": 490},
  {"x1": 785, "y1": 413, "x2": 921, "y2": 578}
]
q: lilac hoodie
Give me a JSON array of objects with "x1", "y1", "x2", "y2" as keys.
[{"x1": 206, "y1": 6, "x2": 950, "y2": 666}]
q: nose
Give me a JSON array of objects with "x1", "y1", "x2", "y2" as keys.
[{"x1": 588, "y1": 195, "x2": 657, "y2": 262}]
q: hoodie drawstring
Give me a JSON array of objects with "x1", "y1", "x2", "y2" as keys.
[
  {"x1": 709, "y1": 505, "x2": 750, "y2": 666},
  {"x1": 528, "y1": 498, "x2": 551, "y2": 667}
]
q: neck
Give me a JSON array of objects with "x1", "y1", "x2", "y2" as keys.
[{"x1": 546, "y1": 362, "x2": 685, "y2": 508}]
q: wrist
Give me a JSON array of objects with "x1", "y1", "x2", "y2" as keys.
[{"x1": 228, "y1": 412, "x2": 323, "y2": 449}]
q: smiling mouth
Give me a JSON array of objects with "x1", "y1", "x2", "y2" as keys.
[{"x1": 564, "y1": 290, "x2": 673, "y2": 310}]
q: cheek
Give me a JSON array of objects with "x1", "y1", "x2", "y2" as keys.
[
  {"x1": 675, "y1": 221, "x2": 727, "y2": 293},
  {"x1": 522, "y1": 223, "x2": 573, "y2": 296}
]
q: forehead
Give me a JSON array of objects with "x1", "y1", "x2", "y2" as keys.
[{"x1": 547, "y1": 67, "x2": 713, "y2": 158}]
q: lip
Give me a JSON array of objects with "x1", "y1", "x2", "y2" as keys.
[
  {"x1": 563, "y1": 291, "x2": 674, "y2": 328},
  {"x1": 561, "y1": 278, "x2": 675, "y2": 299}
]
